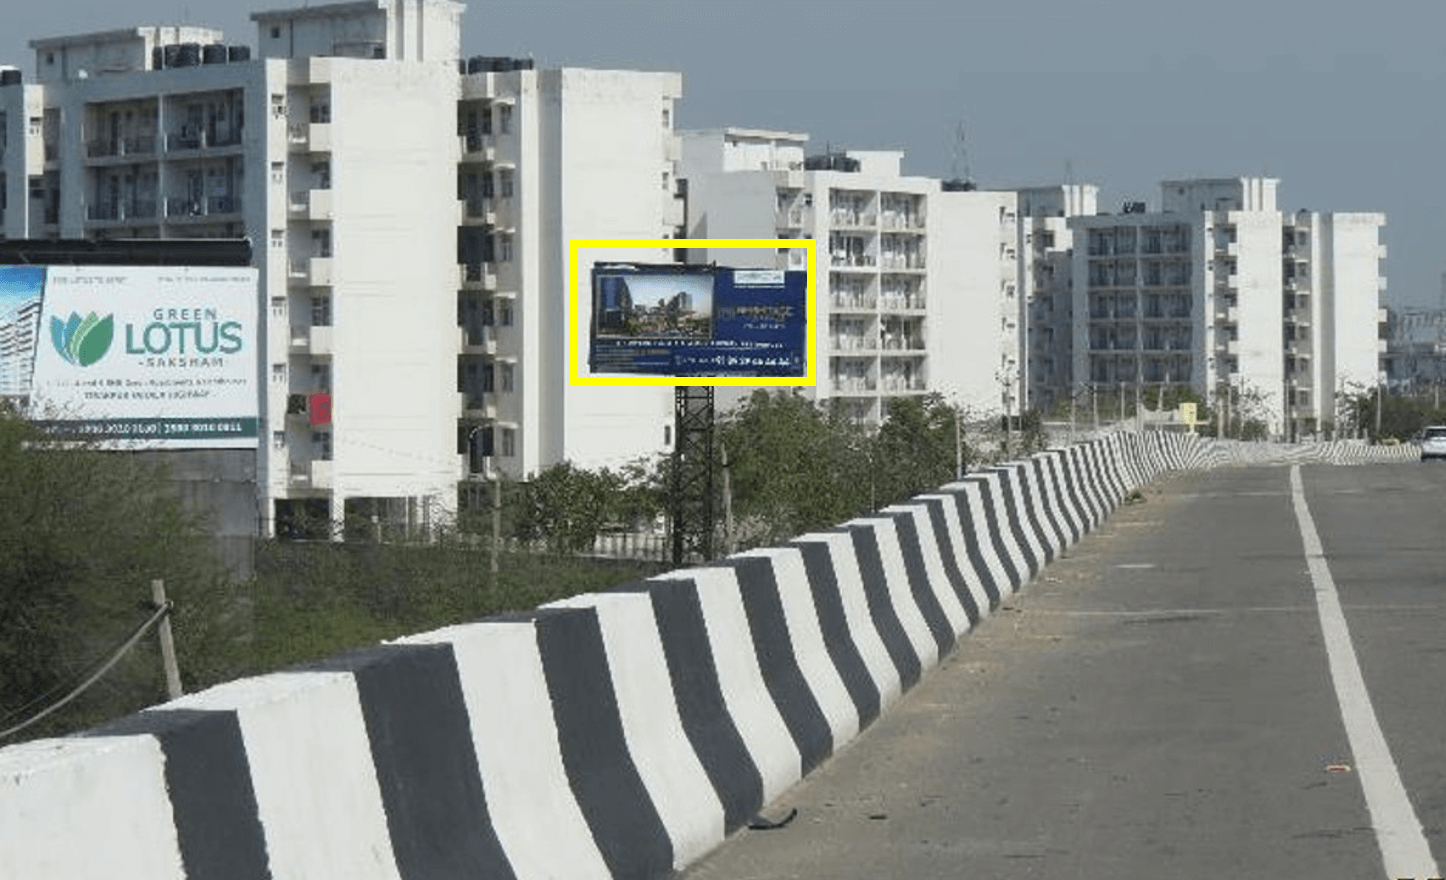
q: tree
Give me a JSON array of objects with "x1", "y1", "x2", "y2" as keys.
[
  {"x1": 873, "y1": 394, "x2": 965, "y2": 506},
  {"x1": 509, "y1": 461, "x2": 625, "y2": 554},
  {"x1": 0, "y1": 408, "x2": 230, "y2": 741},
  {"x1": 719, "y1": 390, "x2": 872, "y2": 546}
]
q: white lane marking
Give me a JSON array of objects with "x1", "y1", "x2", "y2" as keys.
[
  {"x1": 1289, "y1": 465, "x2": 1439, "y2": 880},
  {"x1": 1043, "y1": 605, "x2": 1442, "y2": 617},
  {"x1": 1114, "y1": 563, "x2": 1156, "y2": 569}
]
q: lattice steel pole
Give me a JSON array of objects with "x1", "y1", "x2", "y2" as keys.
[{"x1": 670, "y1": 386, "x2": 715, "y2": 565}]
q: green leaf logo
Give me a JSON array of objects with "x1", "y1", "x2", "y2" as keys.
[{"x1": 51, "y1": 312, "x2": 115, "y2": 367}]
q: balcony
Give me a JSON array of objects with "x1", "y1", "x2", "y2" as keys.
[
  {"x1": 86, "y1": 200, "x2": 159, "y2": 223},
  {"x1": 165, "y1": 195, "x2": 243, "y2": 221},
  {"x1": 290, "y1": 459, "x2": 333, "y2": 490},
  {"x1": 166, "y1": 128, "x2": 244, "y2": 154},
  {"x1": 830, "y1": 212, "x2": 876, "y2": 229},
  {"x1": 308, "y1": 326, "x2": 333, "y2": 356},
  {"x1": 289, "y1": 189, "x2": 333, "y2": 221},
  {"x1": 775, "y1": 207, "x2": 806, "y2": 229},
  {"x1": 86, "y1": 135, "x2": 158, "y2": 161},
  {"x1": 879, "y1": 253, "x2": 926, "y2": 272},
  {"x1": 460, "y1": 196, "x2": 495, "y2": 225},
  {"x1": 460, "y1": 132, "x2": 496, "y2": 162},
  {"x1": 663, "y1": 194, "x2": 685, "y2": 229},
  {"x1": 461, "y1": 394, "x2": 497, "y2": 419},
  {"x1": 830, "y1": 254, "x2": 876, "y2": 270},
  {"x1": 460, "y1": 263, "x2": 497, "y2": 291},
  {"x1": 462, "y1": 325, "x2": 497, "y2": 355},
  {"x1": 878, "y1": 294, "x2": 925, "y2": 312},
  {"x1": 830, "y1": 293, "x2": 876, "y2": 311},
  {"x1": 829, "y1": 377, "x2": 876, "y2": 394},
  {"x1": 289, "y1": 257, "x2": 334, "y2": 287},
  {"x1": 288, "y1": 122, "x2": 332, "y2": 153},
  {"x1": 879, "y1": 212, "x2": 925, "y2": 231},
  {"x1": 829, "y1": 334, "x2": 875, "y2": 353}
]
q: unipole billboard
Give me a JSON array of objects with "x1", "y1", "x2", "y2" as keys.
[{"x1": 0, "y1": 264, "x2": 260, "y2": 448}]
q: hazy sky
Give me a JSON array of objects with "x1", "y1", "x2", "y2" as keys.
[{"x1": 5, "y1": 0, "x2": 1443, "y2": 310}]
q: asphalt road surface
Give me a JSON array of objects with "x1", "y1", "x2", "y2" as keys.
[{"x1": 680, "y1": 462, "x2": 1446, "y2": 880}]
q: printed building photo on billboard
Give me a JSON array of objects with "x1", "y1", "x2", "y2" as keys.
[
  {"x1": 590, "y1": 263, "x2": 806, "y2": 378},
  {"x1": 595, "y1": 271, "x2": 714, "y2": 341},
  {"x1": 0, "y1": 265, "x2": 260, "y2": 448}
]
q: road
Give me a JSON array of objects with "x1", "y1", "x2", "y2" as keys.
[{"x1": 679, "y1": 462, "x2": 1446, "y2": 880}]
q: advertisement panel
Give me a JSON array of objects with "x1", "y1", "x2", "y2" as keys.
[
  {"x1": 0, "y1": 265, "x2": 259, "y2": 448},
  {"x1": 588, "y1": 263, "x2": 807, "y2": 379}
]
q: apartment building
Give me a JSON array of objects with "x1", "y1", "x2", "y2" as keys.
[
  {"x1": 456, "y1": 64, "x2": 680, "y2": 483},
  {"x1": 1280, "y1": 209, "x2": 1389, "y2": 435},
  {"x1": 680, "y1": 128, "x2": 1020, "y2": 421},
  {"x1": 1067, "y1": 178, "x2": 1385, "y2": 436},
  {"x1": 1014, "y1": 184, "x2": 1098, "y2": 413},
  {"x1": 0, "y1": 0, "x2": 682, "y2": 537}
]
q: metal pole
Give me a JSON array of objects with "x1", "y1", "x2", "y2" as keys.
[
  {"x1": 721, "y1": 440, "x2": 734, "y2": 555},
  {"x1": 954, "y1": 407, "x2": 963, "y2": 479},
  {"x1": 151, "y1": 579, "x2": 182, "y2": 701},
  {"x1": 1375, "y1": 379, "x2": 1383, "y2": 440},
  {"x1": 491, "y1": 462, "x2": 500, "y2": 576}
]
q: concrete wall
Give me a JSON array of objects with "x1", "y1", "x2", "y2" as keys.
[{"x1": 0, "y1": 431, "x2": 1206, "y2": 880}]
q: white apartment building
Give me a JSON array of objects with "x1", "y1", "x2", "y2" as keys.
[
  {"x1": 1067, "y1": 178, "x2": 1385, "y2": 437},
  {"x1": 1014, "y1": 184, "x2": 1098, "y2": 413},
  {"x1": 457, "y1": 65, "x2": 680, "y2": 484},
  {"x1": 1281, "y1": 209, "x2": 1389, "y2": 435},
  {"x1": 0, "y1": 0, "x2": 682, "y2": 537},
  {"x1": 679, "y1": 128, "x2": 1020, "y2": 422}
]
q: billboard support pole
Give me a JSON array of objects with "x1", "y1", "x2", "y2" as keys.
[{"x1": 670, "y1": 386, "x2": 715, "y2": 565}]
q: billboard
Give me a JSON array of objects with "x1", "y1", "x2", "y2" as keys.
[
  {"x1": 587, "y1": 263, "x2": 808, "y2": 379},
  {"x1": 0, "y1": 265, "x2": 259, "y2": 448}
]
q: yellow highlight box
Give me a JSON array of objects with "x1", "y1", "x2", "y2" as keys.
[{"x1": 568, "y1": 238, "x2": 816, "y2": 387}]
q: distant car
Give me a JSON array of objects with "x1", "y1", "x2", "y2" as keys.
[{"x1": 1420, "y1": 426, "x2": 1446, "y2": 461}]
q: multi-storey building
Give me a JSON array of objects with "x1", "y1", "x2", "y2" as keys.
[
  {"x1": 1279, "y1": 210, "x2": 1389, "y2": 435},
  {"x1": 679, "y1": 128, "x2": 1020, "y2": 421},
  {"x1": 1013, "y1": 184, "x2": 1098, "y2": 413},
  {"x1": 1067, "y1": 178, "x2": 1385, "y2": 436},
  {"x1": 0, "y1": 0, "x2": 681, "y2": 537},
  {"x1": 0, "y1": 297, "x2": 41, "y2": 397},
  {"x1": 456, "y1": 65, "x2": 680, "y2": 483}
]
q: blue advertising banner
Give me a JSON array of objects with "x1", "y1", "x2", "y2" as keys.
[{"x1": 589, "y1": 264, "x2": 807, "y2": 378}]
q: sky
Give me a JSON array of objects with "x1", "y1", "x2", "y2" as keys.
[{"x1": 5, "y1": 0, "x2": 1444, "y2": 311}]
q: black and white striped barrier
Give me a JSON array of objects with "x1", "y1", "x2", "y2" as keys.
[{"x1": 0, "y1": 433, "x2": 1200, "y2": 880}]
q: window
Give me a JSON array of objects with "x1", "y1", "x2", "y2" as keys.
[
  {"x1": 271, "y1": 363, "x2": 286, "y2": 382},
  {"x1": 272, "y1": 431, "x2": 286, "y2": 449},
  {"x1": 497, "y1": 234, "x2": 512, "y2": 263},
  {"x1": 497, "y1": 104, "x2": 512, "y2": 134},
  {"x1": 500, "y1": 427, "x2": 516, "y2": 457},
  {"x1": 270, "y1": 26, "x2": 281, "y2": 39},
  {"x1": 662, "y1": 171, "x2": 670, "y2": 191},
  {"x1": 311, "y1": 295, "x2": 332, "y2": 327},
  {"x1": 499, "y1": 301, "x2": 513, "y2": 326},
  {"x1": 312, "y1": 431, "x2": 333, "y2": 460},
  {"x1": 270, "y1": 161, "x2": 283, "y2": 184},
  {"x1": 662, "y1": 107, "x2": 670, "y2": 127},
  {"x1": 311, "y1": 228, "x2": 332, "y2": 257},
  {"x1": 500, "y1": 363, "x2": 514, "y2": 392},
  {"x1": 270, "y1": 228, "x2": 284, "y2": 248},
  {"x1": 311, "y1": 363, "x2": 331, "y2": 390},
  {"x1": 497, "y1": 170, "x2": 513, "y2": 199}
]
